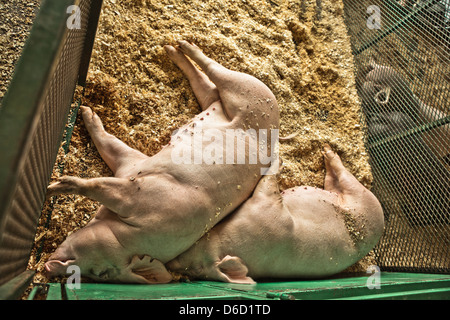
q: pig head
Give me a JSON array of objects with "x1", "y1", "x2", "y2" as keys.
[{"x1": 45, "y1": 207, "x2": 172, "y2": 283}]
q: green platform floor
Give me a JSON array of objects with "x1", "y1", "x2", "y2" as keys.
[{"x1": 42, "y1": 272, "x2": 450, "y2": 300}]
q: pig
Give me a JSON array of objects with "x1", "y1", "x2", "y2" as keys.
[
  {"x1": 361, "y1": 62, "x2": 449, "y2": 136},
  {"x1": 44, "y1": 40, "x2": 279, "y2": 283},
  {"x1": 359, "y1": 61, "x2": 449, "y2": 160},
  {"x1": 166, "y1": 144, "x2": 385, "y2": 283},
  {"x1": 359, "y1": 62, "x2": 450, "y2": 226}
]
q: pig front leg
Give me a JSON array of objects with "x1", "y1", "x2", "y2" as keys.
[
  {"x1": 47, "y1": 176, "x2": 137, "y2": 218},
  {"x1": 80, "y1": 106, "x2": 148, "y2": 177}
]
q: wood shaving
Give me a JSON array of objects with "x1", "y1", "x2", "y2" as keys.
[{"x1": 0, "y1": 0, "x2": 41, "y2": 102}]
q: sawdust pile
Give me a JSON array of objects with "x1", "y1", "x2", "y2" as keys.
[{"x1": 28, "y1": 0, "x2": 375, "y2": 283}]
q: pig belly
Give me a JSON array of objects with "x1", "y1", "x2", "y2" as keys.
[
  {"x1": 282, "y1": 186, "x2": 350, "y2": 235},
  {"x1": 105, "y1": 146, "x2": 264, "y2": 263}
]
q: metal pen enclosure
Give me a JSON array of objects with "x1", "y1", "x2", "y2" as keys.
[
  {"x1": 0, "y1": 0, "x2": 103, "y2": 291},
  {"x1": 342, "y1": 0, "x2": 449, "y2": 273}
]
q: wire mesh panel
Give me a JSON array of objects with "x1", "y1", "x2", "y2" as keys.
[
  {"x1": 342, "y1": 0, "x2": 449, "y2": 272},
  {"x1": 0, "y1": 0, "x2": 102, "y2": 285}
]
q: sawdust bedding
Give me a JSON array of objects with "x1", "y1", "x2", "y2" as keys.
[
  {"x1": 28, "y1": 0, "x2": 377, "y2": 284},
  {"x1": 0, "y1": 0, "x2": 41, "y2": 103}
]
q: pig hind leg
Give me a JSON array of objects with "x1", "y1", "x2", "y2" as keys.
[
  {"x1": 177, "y1": 40, "x2": 276, "y2": 120},
  {"x1": 322, "y1": 144, "x2": 384, "y2": 252},
  {"x1": 81, "y1": 106, "x2": 148, "y2": 177},
  {"x1": 322, "y1": 144, "x2": 364, "y2": 198},
  {"x1": 164, "y1": 45, "x2": 219, "y2": 110}
]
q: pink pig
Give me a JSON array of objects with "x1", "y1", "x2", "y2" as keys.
[
  {"x1": 166, "y1": 145, "x2": 384, "y2": 283},
  {"x1": 44, "y1": 41, "x2": 279, "y2": 283}
]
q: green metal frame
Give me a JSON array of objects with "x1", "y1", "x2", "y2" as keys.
[
  {"x1": 39, "y1": 273, "x2": 450, "y2": 300},
  {"x1": 368, "y1": 115, "x2": 450, "y2": 150},
  {"x1": 0, "y1": 270, "x2": 35, "y2": 300},
  {"x1": 78, "y1": 0, "x2": 103, "y2": 87}
]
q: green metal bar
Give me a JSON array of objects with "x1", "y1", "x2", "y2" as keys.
[
  {"x1": 26, "y1": 285, "x2": 41, "y2": 300},
  {"x1": 78, "y1": 0, "x2": 103, "y2": 87},
  {"x1": 62, "y1": 282, "x2": 266, "y2": 300},
  {"x1": 34, "y1": 99, "x2": 82, "y2": 264},
  {"x1": 47, "y1": 273, "x2": 450, "y2": 300},
  {"x1": 368, "y1": 115, "x2": 450, "y2": 151},
  {"x1": 378, "y1": 265, "x2": 450, "y2": 274},
  {"x1": 62, "y1": 99, "x2": 83, "y2": 155},
  {"x1": 337, "y1": 287, "x2": 450, "y2": 300},
  {"x1": 46, "y1": 283, "x2": 64, "y2": 300},
  {"x1": 0, "y1": 270, "x2": 35, "y2": 300},
  {"x1": 199, "y1": 272, "x2": 450, "y2": 300}
]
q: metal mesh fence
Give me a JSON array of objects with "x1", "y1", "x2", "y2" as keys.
[
  {"x1": 342, "y1": 0, "x2": 449, "y2": 273},
  {"x1": 0, "y1": 0, "x2": 102, "y2": 286}
]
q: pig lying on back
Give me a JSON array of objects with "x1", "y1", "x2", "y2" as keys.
[
  {"x1": 166, "y1": 145, "x2": 384, "y2": 283},
  {"x1": 44, "y1": 41, "x2": 279, "y2": 283}
]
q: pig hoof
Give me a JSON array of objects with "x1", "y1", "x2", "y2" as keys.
[
  {"x1": 322, "y1": 144, "x2": 338, "y2": 161},
  {"x1": 81, "y1": 106, "x2": 104, "y2": 133},
  {"x1": 177, "y1": 40, "x2": 202, "y2": 58},
  {"x1": 47, "y1": 176, "x2": 81, "y2": 196},
  {"x1": 164, "y1": 45, "x2": 188, "y2": 65},
  {"x1": 322, "y1": 143, "x2": 333, "y2": 155}
]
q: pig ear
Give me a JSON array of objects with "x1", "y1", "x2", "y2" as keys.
[
  {"x1": 125, "y1": 255, "x2": 172, "y2": 284},
  {"x1": 216, "y1": 255, "x2": 255, "y2": 284}
]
